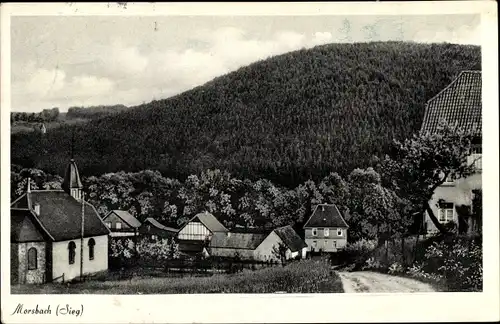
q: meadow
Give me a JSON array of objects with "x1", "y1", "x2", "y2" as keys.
[{"x1": 11, "y1": 259, "x2": 344, "y2": 294}]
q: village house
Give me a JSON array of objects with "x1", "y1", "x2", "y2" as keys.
[
  {"x1": 420, "y1": 70, "x2": 482, "y2": 235},
  {"x1": 177, "y1": 211, "x2": 229, "y2": 242},
  {"x1": 138, "y1": 217, "x2": 178, "y2": 240},
  {"x1": 303, "y1": 203, "x2": 349, "y2": 253},
  {"x1": 10, "y1": 159, "x2": 110, "y2": 284},
  {"x1": 209, "y1": 225, "x2": 307, "y2": 262},
  {"x1": 102, "y1": 210, "x2": 141, "y2": 237}
]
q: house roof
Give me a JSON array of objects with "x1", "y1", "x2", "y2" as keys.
[
  {"x1": 11, "y1": 209, "x2": 53, "y2": 242},
  {"x1": 209, "y1": 232, "x2": 268, "y2": 250},
  {"x1": 143, "y1": 217, "x2": 178, "y2": 233},
  {"x1": 10, "y1": 190, "x2": 110, "y2": 241},
  {"x1": 273, "y1": 225, "x2": 307, "y2": 252},
  {"x1": 104, "y1": 210, "x2": 141, "y2": 228},
  {"x1": 420, "y1": 71, "x2": 482, "y2": 136},
  {"x1": 184, "y1": 211, "x2": 229, "y2": 233},
  {"x1": 303, "y1": 204, "x2": 349, "y2": 228}
]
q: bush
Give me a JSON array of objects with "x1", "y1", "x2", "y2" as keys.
[
  {"x1": 334, "y1": 239, "x2": 377, "y2": 269},
  {"x1": 420, "y1": 239, "x2": 482, "y2": 291}
]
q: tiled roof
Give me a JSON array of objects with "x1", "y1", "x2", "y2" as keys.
[
  {"x1": 11, "y1": 209, "x2": 53, "y2": 242},
  {"x1": 143, "y1": 218, "x2": 178, "y2": 232},
  {"x1": 209, "y1": 232, "x2": 268, "y2": 250},
  {"x1": 303, "y1": 204, "x2": 348, "y2": 228},
  {"x1": 273, "y1": 225, "x2": 307, "y2": 252},
  {"x1": 105, "y1": 210, "x2": 141, "y2": 228},
  {"x1": 185, "y1": 211, "x2": 229, "y2": 233},
  {"x1": 420, "y1": 71, "x2": 482, "y2": 136},
  {"x1": 10, "y1": 190, "x2": 110, "y2": 241}
]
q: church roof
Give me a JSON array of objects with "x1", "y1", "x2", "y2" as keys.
[{"x1": 11, "y1": 190, "x2": 110, "y2": 242}]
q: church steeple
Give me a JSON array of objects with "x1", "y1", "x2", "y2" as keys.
[{"x1": 62, "y1": 159, "x2": 83, "y2": 200}]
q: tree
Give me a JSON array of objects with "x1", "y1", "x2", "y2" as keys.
[
  {"x1": 272, "y1": 242, "x2": 288, "y2": 266},
  {"x1": 380, "y1": 120, "x2": 478, "y2": 234}
]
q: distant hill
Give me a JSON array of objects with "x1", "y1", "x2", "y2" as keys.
[
  {"x1": 10, "y1": 104, "x2": 129, "y2": 134},
  {"x1": 11, "y1": 42, "x2": 481, "y2": 187}
]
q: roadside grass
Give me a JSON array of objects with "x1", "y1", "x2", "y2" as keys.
[{"x1": 12, "y1": 259, "x2": 343, "y2": 294}]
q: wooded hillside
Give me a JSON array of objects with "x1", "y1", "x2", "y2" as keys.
[{"x1": 11, "y1": 42, "x2": 481, "y2": 187}]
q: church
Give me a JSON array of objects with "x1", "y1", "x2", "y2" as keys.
[{"x1": 11, "y1": 159, "x2": 110, "y2": 284}]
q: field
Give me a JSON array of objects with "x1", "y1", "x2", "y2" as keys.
[{"x1": 11, "y1": 259, "x2": 344, "y2": 294}]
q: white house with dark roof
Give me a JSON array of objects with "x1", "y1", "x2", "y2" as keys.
[
  {"x1": 102, "y1": 210, "x2": 141, "y2": 237},
  {"x1": 10, "y1": 159, "x2": 110, "y2": 284},
  {"x1": 420, "y1": 70, "x2": 482, "y2": 234},
  {"x1": 303, "y1": 203, "x2": 349, "y2": 253},
  {"x1": 209, "y1": 225, "x2": 307, "y2": 262}
]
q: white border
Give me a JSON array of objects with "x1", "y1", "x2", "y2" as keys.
[{"x1": 1, "y1": 2, "x2": 499, "y2": 323}]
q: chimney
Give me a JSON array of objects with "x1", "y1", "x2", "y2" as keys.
[
  {"x1": 33, "y1": 203, "x2": 40, "y2": 216},
  {"x1": 27, "y1": 178, "x2": 31, "y2": 193}
]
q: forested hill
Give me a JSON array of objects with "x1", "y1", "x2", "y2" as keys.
[{"x1": 11, "y1": 42, "x2": 481, "y2": 188}]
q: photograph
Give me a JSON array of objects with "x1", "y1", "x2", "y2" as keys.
[{"x1": 1, "y1": 2, "x2": 498, "y2": 323}]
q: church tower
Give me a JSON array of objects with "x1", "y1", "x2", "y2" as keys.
[{"x1": 62, "y1": 159, "x2": 83, "y2": 201}]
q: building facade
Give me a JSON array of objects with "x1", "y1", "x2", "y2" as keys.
[
  {"x1": 11, "y1": 159, "x2": 110, "y2": 284},
  {"x1": 102, "y1": 210, "x2": 141, "y2": 237},
  {"x1": 177, "y1": 211, "x2": 228, "y2": 242},
  {"x1": 303, "y1": 204, "x2": 348, "y2": 253},
  {"x1": 420, "y1": 71, "x2": 482, "y2": 234}
]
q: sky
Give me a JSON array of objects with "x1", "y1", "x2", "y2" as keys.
[{"x1": 11, "y1": 14, "x2": 481, "y2": 112}]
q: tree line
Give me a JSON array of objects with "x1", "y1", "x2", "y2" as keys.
[{"x1": 11, "y1": 121, "x2": 482, "y2": 242}]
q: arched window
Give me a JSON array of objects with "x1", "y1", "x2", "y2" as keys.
[
  {"x1": 68, "y1": 241, "x2": 76, "y2": 264},
  {"x1": 88, "y1": 238, "x2": 96, "y2": 260},
  {"x1": 28, "y1": 247, "x2": 37, "y2": 270}
]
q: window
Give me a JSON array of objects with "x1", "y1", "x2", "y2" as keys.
[
  {"x1": 312, "y1": 241, "x2": 317, "y2": 248},
  {"x1": 470, "y1": 145, "x2": 482, "y2": 171},
  {"x1": 105, "y1": 222, "x2": 111, "y2": 228},
  {"x1": 324, "y1": 228, "x2": 329, "y2": 237},
  {"x1": 88, "y1": 238, "x2": 95, "y2": 261},
  {"x1": 115, "y1": 222, "x2": 122, "y2": 229},
  {"x1": 337, "y1": 229, "x2": 343, "y2": 236},
  {"x1": 438, "y1": 202, "x2": 454, "y2": 223},
  {"x1": 27, "y1": 247, "x2": 37, "y2": 270},
  {"x1": 68, "y1": 241, "x2": 76, "y2": 265},
  {"x1": 312, "y1": 228, "x2": 318, "y2": 236},
  {"x1": 333, "y1": 240, "x2": 337, "y2": 248}
]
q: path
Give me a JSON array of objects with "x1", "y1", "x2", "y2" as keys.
[{"x1": 338, "y1": 271, "x2": 436, "y2": 293}]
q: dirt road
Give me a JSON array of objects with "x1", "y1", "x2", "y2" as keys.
[{"x1": 338, "y1": 271, "x2": 436, "y2": 293}]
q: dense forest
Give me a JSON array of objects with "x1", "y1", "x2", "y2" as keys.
[{"x1": 11, "y1": 42, "x2": 481, "y2": 188}]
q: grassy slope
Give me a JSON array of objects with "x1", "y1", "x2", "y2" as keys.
[{"x1": 11, "y1": 42, "x2": 481, "y2": 187}]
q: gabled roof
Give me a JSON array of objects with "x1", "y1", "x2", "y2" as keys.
[
  {"x1": 183, "y1": 211, "x2": 229, "y2": 233},
  {"x1": 143, "y1": 217, "x2": 178, "y2": 232},
  {"x1": 420, "y1": 71, "x2": 481, "y2": 136},
  {"x1": 209, "y1": 232, "x2": 268, "y2": 250},
  {"x1": 11, "y1": 208, "x2": 54, "y2": 242},
  {"x1": 273, "y1": 225, "x2": 307, "y2": 252},
  {"x1": 303, "y1": 204, "x2": 348, "y2": 228},
  {"x1": 104, "y1": 210, "x2": 141, "y2": 228},
  {"x1": 10, "y1": 190, "x2": 110, "y2": 241}
]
